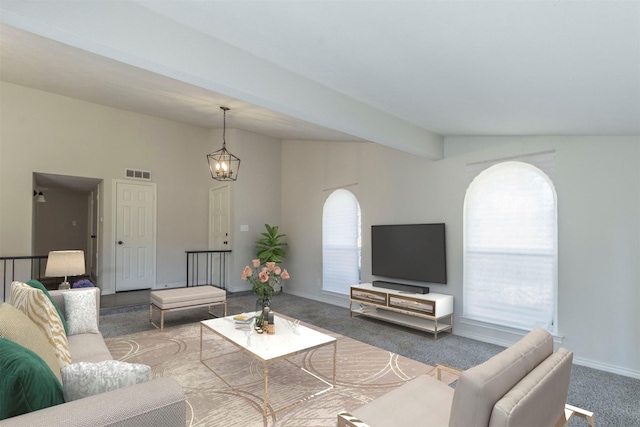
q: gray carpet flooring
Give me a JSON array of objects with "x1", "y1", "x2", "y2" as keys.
[{"x1": 100, "y1": 292, "x2": 639, "y2": 427}]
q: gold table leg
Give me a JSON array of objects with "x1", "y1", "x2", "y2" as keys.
[
  {"x1": 333, "y1": 340, "x2": 337, "y2": 386},
  {"x1": 264, "y1": 362, "x2": 269, "y2": 416},
  {"x1": 200, "y1": 322, "x2": 336, "y2": 419}
]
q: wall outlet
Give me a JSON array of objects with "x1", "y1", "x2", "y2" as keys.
[{"x1": 240, "y1": 225, "x2": 249, "y2": 232}]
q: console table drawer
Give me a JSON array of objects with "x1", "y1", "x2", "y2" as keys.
[
  {"x1": 351, "y1": 289, "x2": 387, "y2": 306},
  {"x1": 388, "y1": 295, "x2": 435, "y2": 315}
]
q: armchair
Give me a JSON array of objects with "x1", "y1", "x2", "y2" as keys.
[{"x1": 338, "y1": 328, "x2": 594, "y2": 427}]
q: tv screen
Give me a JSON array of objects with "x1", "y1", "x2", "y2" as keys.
[{"x1": 371, "y1": 223, "x2": 447, "y2": 284}]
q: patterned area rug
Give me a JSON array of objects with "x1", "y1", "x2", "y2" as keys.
[{"x1": 105, "y1": 318, "x2": 458, "y2": 427}]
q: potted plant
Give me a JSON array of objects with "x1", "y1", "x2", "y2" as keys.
[{"x1": 256, "y1": 224, "x2": 287, "y2": 264}]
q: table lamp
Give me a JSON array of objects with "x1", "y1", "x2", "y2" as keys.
[{"x1": 45, "y1": 250, "x2": 86, "y2": 290}]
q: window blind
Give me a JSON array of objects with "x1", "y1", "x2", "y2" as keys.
[
  {"x1": 464, "y1": 157, "x2": 557, "y2": 332},
  {"x1": 322, "y1": 189, "x2": 361, "y2": 295}
]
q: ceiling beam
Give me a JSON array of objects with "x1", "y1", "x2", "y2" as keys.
[{"x1": 0, "y1": 1, "x2": 443, "y2": 159}]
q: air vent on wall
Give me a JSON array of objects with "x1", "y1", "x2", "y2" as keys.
[{"x1": 125, "y1": 168, "x2": 152, "y2": 181}]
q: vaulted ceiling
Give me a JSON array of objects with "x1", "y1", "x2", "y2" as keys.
[{"x1": 1, "y1": 1, "x2": 639, "y2": 160}]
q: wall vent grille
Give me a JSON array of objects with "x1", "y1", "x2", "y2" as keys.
[{"x1": 125, "y1": 168, "x2": 152, "y2": 181}]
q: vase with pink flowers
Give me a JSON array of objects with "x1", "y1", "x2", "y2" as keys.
[{"x1": 241, "y1": 259, "x2": 290, "y2": 327}]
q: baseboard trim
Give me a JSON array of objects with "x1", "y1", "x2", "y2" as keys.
[
  {"x1": 455, "y1": 326, "x2": 640, "y2": 380},
  {"x1": 458, "y1": 317, "x2": 564, "y2": 345},
  {"x1": 154, "y1": 282, "x2": 184, "y2": 290},
  {"x1": 572, "y1": 356, "x2": 640, "y2": 380},
  {"x1": 286, "y1": 289, "x2": 350, "y2": 309}
]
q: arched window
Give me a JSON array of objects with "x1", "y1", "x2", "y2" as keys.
[
  {"x1": 464, "y1": 161, "x2": 557, "y2": 332},
  {"x1": 322, "y1": 189, "x2": 361, "y2": 295}
]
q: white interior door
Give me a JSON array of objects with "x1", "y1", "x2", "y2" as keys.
[
  {"x1": 208, "y1": 186, "x2": 230, "y2": 287},
  {"x1": 115, "y1": 181, "x2": 156, "y2": 291},
  {"x1": 87, "y1": 189, "x2": 99, "y2": 282},
  {"x1": 209, "y1": 186, "x2": 230, "y2": 250}
]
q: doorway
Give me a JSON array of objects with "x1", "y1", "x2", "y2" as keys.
[
  {"x1": 32, "y1": 172, "x2": 102, "y2": 284},
  {"x1": 208, "y1": 185, "x2": 231, "y2": 288},
  {"x1": 209, "y1": 185, "x2": 230, "y2": 251}
]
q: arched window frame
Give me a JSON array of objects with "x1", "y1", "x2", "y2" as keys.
[
  {"x1": 463, "y1": 160, "x2": 558, "y2": 333},
  {"x1": 322, "y1": 189, "x2": 361, "y2": 295}
]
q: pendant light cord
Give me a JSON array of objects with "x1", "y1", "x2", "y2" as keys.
[{"x1": 221, "y1": 106, "x2": 229, "y2": 148}]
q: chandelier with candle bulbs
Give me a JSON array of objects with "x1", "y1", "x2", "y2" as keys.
[{"x1": 207, "y1": 106, "x2": 240, "y2": 181}]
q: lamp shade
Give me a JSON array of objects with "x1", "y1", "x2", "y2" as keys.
[{"x1": 45, "y1": 250, "x2": 85, "y2": 277}]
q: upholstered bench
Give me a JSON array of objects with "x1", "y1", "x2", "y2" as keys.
[{"x1": 149, "y1": 286, "x2": 227, "y2": 331}]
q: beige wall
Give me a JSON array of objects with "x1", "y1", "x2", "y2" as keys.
[
  {"x1": 281, "y1": 136, "x2": 640, "y2": 378},
  {"x1": 0, "y1": 82, "x2": 214, "y2": 293},
  {"x1": 209, "y1": 128, "x2": 282, "y2": 292},
  {"x1": 0, "y1": 82, "x2": 283, "y2": 295},
  {"x1": 2, "y1": 80, "x2": 638, "y2": 378}
]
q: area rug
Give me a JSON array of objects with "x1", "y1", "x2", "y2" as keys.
[{"x1": 105, "y1": 318, "x2": 458, "y2": 427}]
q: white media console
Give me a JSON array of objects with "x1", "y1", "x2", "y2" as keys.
[{"x1": 349, "y1": 283, "x2": 454, "y2": 339}]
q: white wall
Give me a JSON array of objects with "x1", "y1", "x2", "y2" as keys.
[
  {"x1": 281, "y1": 136, "x2": 640, "y2": 378},
  {"x1": 0, "y1": 82, "x2": 213, "y2": 293}
]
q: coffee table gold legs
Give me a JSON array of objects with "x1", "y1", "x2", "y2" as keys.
[
  {"x1": 200, "y1": 319, "x2": 336, "y2": 419},
  {"x1": 264, "y1": 363, "x2": 269, "y2": 417},
  {"x1": 333, "y1": 340, "x2": 337, "y2": 386}
]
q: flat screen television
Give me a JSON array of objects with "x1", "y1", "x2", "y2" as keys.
[{"x1": 371, "y1": 223, "x2": 447, "y2": 284}]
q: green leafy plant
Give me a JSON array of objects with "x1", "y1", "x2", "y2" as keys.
[{"x1": 256, "y1": 224, "x2": 287, "y2": 264}]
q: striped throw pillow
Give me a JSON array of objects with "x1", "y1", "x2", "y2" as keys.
[
  {"x1": 10, "y1": 281, "x2": 72, "y2": 369},
  {"x1": 0, "y1": 302, "x2": 62, "y2": 383}
]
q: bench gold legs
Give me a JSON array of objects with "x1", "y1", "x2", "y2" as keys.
[
  {"x1": 149, "y1": 301, "x2": 227, "y2": 331},
  {"x1": 208, "y1": 302, "x2": 227, "y2": 318}
]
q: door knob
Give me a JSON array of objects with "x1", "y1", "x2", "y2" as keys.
[
  {"x1": 223, "y1": 241, "x2": 228, "y2": 245},
  {"x1": 118, "y1": 241, "x2": 123, "y2": 245}
]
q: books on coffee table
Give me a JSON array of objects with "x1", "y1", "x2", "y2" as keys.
[{"x1": 233, "y1": 314, "x2": 255, "y2": 329}]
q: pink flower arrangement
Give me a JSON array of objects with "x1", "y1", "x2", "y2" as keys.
[{"x1": 241, "y1": 259, "x2": 290, "y2": 300}]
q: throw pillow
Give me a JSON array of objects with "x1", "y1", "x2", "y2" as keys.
[
  {"x1": 0, "y1": 338, "x2": 64, "y2": 420},
  {"x1": 0, "y1": 303, "x2": 62, "y2": 383},
  {"x1": 26, "y1": 279, "x2": 69, "y2": 335},
  {"x1": 62, "y1": 289, "x2": 99, "y2": 335},
  {"x1": 10, "y1": 281, "x2": 72, "y2": 369},
  {"x1": 61, "y1": 360, "x2": 151, "y2": 402}
]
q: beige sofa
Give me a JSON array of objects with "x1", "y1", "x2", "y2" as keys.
[
  {"x1": 1, "y1": 287, "x2": 186, "y2": 426},
  {"x1": 338, "y1": 328, "x2": 594, "y2": 427}
]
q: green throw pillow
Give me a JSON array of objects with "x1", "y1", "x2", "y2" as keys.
[
  {"x1": 27, "y1": 279, "x2": 68, "y2": 335},
  {"x1": 0, "y1": 338, "x2": 64, "y2": 420}
]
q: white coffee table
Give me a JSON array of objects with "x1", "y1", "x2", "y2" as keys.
[{"x1": 200, "y1": 314, "x2": 337, "y2": 417}]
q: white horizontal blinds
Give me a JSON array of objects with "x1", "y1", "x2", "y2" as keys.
[
  {"x1": 323, "y1": 189, "x2": 361, "y2": 295},
  {"x1": 464, "y1": 157, "x2": 557, "y2": 332}
]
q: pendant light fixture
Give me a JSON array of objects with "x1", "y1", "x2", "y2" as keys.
[{"x1": 207, "y1": 106, "x2": 240, "y2": 181}]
